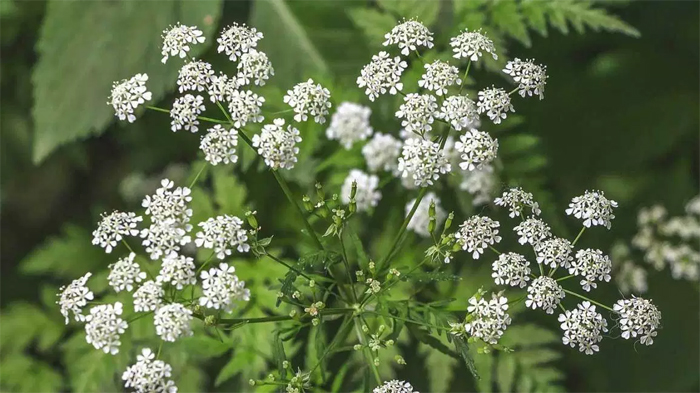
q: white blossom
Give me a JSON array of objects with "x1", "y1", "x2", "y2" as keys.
[
  {"x1": 362, "y1": 132, "x2": 402, "y2": 173},
  {"x1": 161, "y1": 23, "x2": 205, "y2": 63},
  {"x1": 465, "y1": 293, "x2": 511, "y2": 344},
  {"x1": 514, "y1": 217, "x2": 552, "y2": 246},
  {"x1": 397, "y1": 138, "x2": 451, "y2": 187},
  {"x1": 326, "y1": 102, "x2": 373, "y2": 149},
  {"x1": 494, "y1": 187, "x2": 541, "y2": 218},
  {"x1": 383, "y1": 19, "x2": 433, "y2": 55},
  {"x1": 454, "y1": 129, "x2": 498, "y2": 171},
  {"x1": 92, "y1": 211, "x2": 142, "y2": 253},
  {"x1": 526, "y1": 276, "x2": 565, "y2": 314},
  {"x1": 406, "y1": 192, "x2": 445, "y2": 238},
  {"x1": 492, "y1": 252, "x2": 531, "y2": 288},
  {"x1": 357, "y1": 51, "x2": 407, "y2": 101},
  {"x1": 477, "y1": 87, "x2": 514, "y2": 124},
  {"x1": 108, "y1": 253, "x2": 146, "y2": 292},
  {"x1": 252, "y1": 118, "x2": 301, "y2": 170},
  {"x1": 140, "y1": 179, "x2": 193, "y2": 259},
  {"x1": 227, "y1": 90, "x2": 265, "y2": 128},
  {"x1": 170, "y1": 94, "x2": 205, "y2": 133},
  {"x1": 395, "y1": 93, "x2": 438, "y2": 136},
  {"x1": 450, "y1": 29, "x2": 497, "y2": 61},
  {"x1": 341, "y1": 169, "x2": 382, "y2": 212},
  {"x1": 207, "y1": 73, "x2": 238, "y2": 103},
  {"x1": 570, "y1": 249, "x2": 612, "y2": 292},
  {"x1": 418, "y1": 61, "x2": 461, "y2": 96},
  {"x1": 686, "y1": 195, "x2": 700, "y2": 216},
  {"x1": 283, "y1": 79, "x2": 332, "y2": 123},
  {"x1": 133, "y1": 281, "x2": 164, "y2": 312},
  {"x1": 154, "y1": 303, "x2": 193, "y2": 342},
  {"x1": 459, "y1": 164, "x2": 496, "y2": 206},
  {"x1": 374, "y1": 380, "x2": 418, "y2": 393},
  {"x1": 503, "y1": 58, "x2": 548, "y2": 99},
  {"x1": 666, "y1": 244, "x2": 700, "y2": 280},
  {"x1": 616, "y1": 260, "x2": 648, "y2": 295},
  {"x1": 536, "y1": 237, "x2": 574, "y2": 269},
  {"x1": 236, "y1": 49, "x2": 274, "y2": 86},
  {"x1": 217, "y1": 22, "x2": 263, "y2": 62},
  {"x1": 558, "y1": 301, "x2": 608, "y2": 355},
  {"x1": 200, "y1": 124, "x2": 239, "y2": 165},
  {"x1": 455, "y1": 216, "x2": 502, "y2": 259},
  {"x1": 199, "y1": 263, "x2": 250, "y2": 312},
  {"x1": 140, "y1": 223, "x2": 192, "y2": 261},
  {"x1": 613, "y1": 297, "x2": 661, "y2": 346},
  {"x1": 437, "y1": 95, "x2": 479, "y2": 131},
  {"x1": 195, "y1": 215, "x2": 250, "y2": 259},
  {"x1": 566, "y1": 190, "x2": 618, "y2": 229},
  {"x1": 122, "y1": 348, "x2": 177, "y2": 393},
  {"x1": 84, "y1": 302, "x2": 128, "y2": 355},
  {"x1": 157, "y1": 252, "x2": 196, "y2": 290},
  {"x1": 177, "y1": 60, "x2": 214, "y2": 93},
  {"x1": 57, "y1": 272, "x2": 94, "y2": 324},
  {"x1": 108, "y1": 74, "x2": 152, "y2": 123}
]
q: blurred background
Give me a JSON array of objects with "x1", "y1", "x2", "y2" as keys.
[{"x1": 1, "y1": 0, "x2": 698, "y2": 392}]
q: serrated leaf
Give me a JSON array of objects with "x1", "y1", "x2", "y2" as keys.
[
  {"x1": 407, "y1": 323, "x2": 457, "y2": 359},
  {"x1": 419, "y1": 342, "x2": 457, "y2": 392},
  {"x1": 490, "y1": 1, "x2": 531, "y2": 47},
  {"x1": 377, "y1": 0, "x2": 440, "y2": 26},
  {"x1": 496, "y1": 354, "x2": 517, "y2": 393},
  {"x1": 347, "y1": 8, "x2": 397, "y2": 47},
  {"x1": 544, "y1": 0, "x2": 640, "y2": 38},
  {"x1": 453, "y1": 336, "x2": 479, "y2": 378},
  {"x1": 520, "y1": 0, "x2": 549, "y2": 37},
  {"x1": 213, "y1": 168, "x2": 247, "y2": 215},
  {"x1": 31, "y1": 0, "x2": 222, "y2": 163},
  {"x1": 180, "y1": 335, "x2": 232, "y2": 358}
]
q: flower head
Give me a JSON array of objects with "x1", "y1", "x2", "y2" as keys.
[
  {"x1": 341, "y1": 170, "x2": 382, "y2": 212},
  {"x1": 558, "y1": 301, "x2": 608, "y2": 355},
  {"x1": 108, "y1": 74, "x2": 152, "y2": 123},
  {"x1": 140, "y1": 223, "x2": 192, "y2": 261},
  {"x1": 455, "y1": 216, "x2": 502, "y2": 259},
  {"x1": 362, "y1": 133, "x2": 402, "y2": 173},
  {"x1": 465, "y1": 293, "x2": 511, "y2": 344},
  {"x1": 397, "y1": 138, "x2": 451, "y2": 187},
  {"x1": 477, "y1": 87, "x2": 514, "y2": 124},
  {"x1": 459, "y1": 164, "x2": 496, "y2": 206},
  {"x1": 217, "y1": 23, "x2": 263, "y2": 61},
  {"x1": 514, "y1": 217, "x2": 552, "y2": 246},
  {"x1": 57, "y1": 272, "x2": 94, "y2": 324},
  {"x1": 395, "y1": 93, "x2": 438, "y2": 136},
  {"x1": 503, "y1": 58, "x2": 548, "y2": 99},
  {"x1": 535, "y1": 237, "x2": 573, "y2": 269},
  {"x1": 195, "y1": 215, "x2": 250, "y2": 259},
  {"x1": 161, "y1": 23, "x2": 205, "y2": 63},
  {"x1": 227, "y1": 90, "x2": 265, "y2": 128},
  {"x1": 85, "y1": 302, "x2": 128, "y2": 354},
  {"x1": 199, "y1": 263, "x2": 250, "y2": 312},
  {"x1": 252, "y1": 118, "x2": 301, "y2": 170},
  {"x1": 437, "y1": 95, "x2": 479, "y2": 131},
  {"x1": 383, "y1": 19, "x2": 433, "y2": 56},
  {"x1": 418, "y1": 60, "x2": 461, "y2": 96},
  {"x1": 92, "y1": 211, "x2": 142, "y2": 253},
  {"x1": 526, "y1": 276, "x2": 565, "y2": 314},
  {"x1": 454, "y1": 129, "x2": 498, "y2": 171},
  {"x1": 566, "y1": 190, "x2": 618, "y2": 229},
  {"x1": 357, "y1": 51, "x2": 407, "y2": 101},
  {"x1": 177, "y1": 60, "x2": 214, "y2": 93},
  {"x1": 108, "y1": 253, "x2": 146, "y2": 292},
  {"x1": 157, "y1": 252, "x2": 197, "y2": 290},
  {"x1": 142, "y1": 179, "x2": 193, "y2": 227},
  {"x1": 133, "y1": 280, "x2": 164, "y2": 312},
  {"x1": 154, "y1": 303, "x2": 193, "y2": 342},
  {"x1": 207, "y1": 73, "x2": 239, "y2": 103},
  {"x1": 613, "y1": 297, "x2": 661, "y2": 345},
  {"x1": 236, "y1": 49, "x2": 274, "y2": 86},
  {"x1": 450, "y1": 29, "x2": 497, "y2": 61},
  {"x1": 374, "y1": 380, "x2": 418, "y2": 393},
  {"x1": 492, "y1": 252, "x2": 531, "y2": 288},
  {"x1": 406, "y1": 192, "x2": 446, "y2": 238},
  {"x1": 200, "y1": 125, "x2": 239, "y2": 165},
  {"x1": 326, "y1": 102, "x2": 373, "y2": 149},
  {"x1": 170, "y1": 94, "x2": 205, "y2": 133},
  {"x1": 570, "y1": 249, "x2": 612, "y2": 292},
  {"x1": 122, "y1": 348, "x2": 177, "y2": 393},
  {"x1": 283, "y1": 79, "x2": 332, "y2": 123},
  {"x1": 494, "y1": 187, "x2": 541, "y2": 218}
]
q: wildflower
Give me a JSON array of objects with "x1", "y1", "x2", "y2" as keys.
[
  {"x1": 154, "y1": 303, "x2": 193, "y2": 342},
  {"x1": 514, "y1": 217, "x2": 552, "y2": 246},
  {"x1": 283, "y1": 79, "x2": 332, "y2": 123},
  {"x1": 667, "y1": 244, "x2": 700, "y2": 280},
  {"x1": 397, "y1": 138, "x2": 451, "y2": 187},
  {"x1": 161, "y1": 23, "x2": 205, "y2": 63},
  {"x1": 395, "y1": 93, "x2": 438, "y2": 135},
  {"x1": 437, "y1": 95, "x2": 479, "y2": 131},
  {"x1": 84, "y1": 302, "x2": 128, "y2": 355},
  {"x1": 383, "y1": 19, "x2": 433, "y2": 56},
  {"x1": 455, "y1": 216, "x2": 502, "y2": 259},
  {"x1": 170, "y1": 94, "x2": 205, "y2": 133},
  {"x1": 566, "y1": 190, "x2": 618, "y2": 229},
  {"x1": 157, "y1": 252, "x2": 197, "y2": 290},
  {"x1": 217, "y1": 22, "x2": 264, "y2": 62},
  {"x1": 200, "y1": 125, "x2": 239, "y2": 165},
  {"x1": 140, "y1": 223, "x2": 191, "y2": 261},
  {"x1": 365, "y1": 278, "x2": 381, "y2": 294},
  {"x1": 177, "y1": 60, "x2": 214, "y2": 93},
  {"x1": 535, "y1": 237, "x2": 574, "y2": 269},
  {"x1": 207, "y1": 73, "x2": 238, "y2": 103},
  {"x1": 503, "y1": 58, "x2": 548, "y2": 99},
  {"x1": 341, "y1": 170, "x2": 382, "y2": 212},
  {"x1": 133, "y1": 280, "x2": 163, "y2": 312},
  {"x1": 459, "y1": 164, "x2": 496, "y2": 206},
  {"x1": 227, "y1": 90, "x2": 265, "y2": 128},
  {"x1": 108, "y1": 253, "x2": 146, "y2": 292},
  {"x1": 450, "y1": 29, "x2": 497, "y2": 61},
  {"x1": 374, "y1": 380, "x2": 418, "y2": 393},
  {"x1": 454, "y1": 129, "x2": 498, "y2": 171},
  {"x1": 92, "y1": 211, "x2": 142, "y2": 253},
  {"x1": 477, "y1": 87, "x2": 514, "y2": 124},
  {"x1": 558, "y1": 301, "x2": 608, "y2": 355},
  {"x1": 326, "y1": 102, "x2": 373, "y2": 149},
  {"x1": 195, "y1": 215, "x2": 250, "y2": 259},
  {"x1": 362, "y1": 132, "x2": 402, "y2": 173},
  {"x1": 108, "y1": 74, "x2": 152, "y2": 123},
  {"x1": 406, "y1": 192, "x2": 446, "y2": 237},
  {"x1": 613, "y1": 297, "x2": 661, "y2": 345},
  {"x1": 199, "y1": 263, "x2": 250, "y2": 312},
  {"x1": 570, "y1": 249, "x2": 612, "y2": 292},
  {"x1": 252, "y1": 118, "x2": 302, "y2": 170},
  {"x1": 57, "y1": 272, "x2": 94, "y2": 324},
  {"x1": 616, "y1": 260, "x2": 648, "y2": 295},
  {"x1": 686, "y1": 195, "x2": 700, "y2": 216},
  {"x1": 357, "y1": 51, "x2": 407, "y2": 101},
  {"x1": 418, "y1": 60, "x2": 461, "y2": 96},
  {"x1": 526, "y1": 276, "x2": 565, "y2": 314},
  {"x1": 236, "y1": 49, "x2": 274, "y2": 86},
  {"x1": 494, "y1": 187, "x2": 541, "y2": 218},
  {"x1": 122, "y1": 348, "x2": 177, "y2": 393},
  {"x1": 492, "y1": 252, "x2": 531, "y2": 288},
  {"x1": 465, "y1": 293, "x2": 511, "y2": 344}
]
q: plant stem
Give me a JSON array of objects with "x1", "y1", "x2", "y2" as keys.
[
  {"x1": 354, "y1": 319, "x2": 382, "y2": 386},
  {"x1": 339, "y1": 234, "x2": 359, "y2": 303},
  {"x1": 572, "y1": 227, "x2": 586, "y2": 247},
  {"x1": 458, "y1": 60, "x2": 472, "y2": 93},
  {"x1": 266, "y1": 252, "x2": 311, "y2": 280},
  {"x1": 562, "y1": 289, "x2": 614, "y2": 312},
  {"x1": 145, "y1": 105, "x2": 227, "y2": 124},
  {"x1": 508, "y1": 87, "x2": 520, "y2": 95},
  {"x1": 188, "y1": 162, "x2": 208, "y2": 188},
  {"x1": 207, "y1": 307, "x2": 354, "y2": 327},
  {"x1": 489, "y1": 245, "x2": 502, "y2": 255},
  {"x1": 557, "y1": 274, "x2": 575, "y2": 282},
  {"x1": 309, "y1": 316, "x2": 353, "y2": 373}
]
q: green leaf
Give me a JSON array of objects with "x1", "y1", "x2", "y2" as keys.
[
  {"x1": 490, "y1": 0, "x2": 531, "y2": 47},
  {"x1": 407, "y1": 323, "x2": 457, "y2": 359},
  {"x1": 496, "y1": 354, "x2": 517, "y2": 393},
  {"x1": 213, "y1": 168, "x2": 248, "y2": 215},
  {"x1": 453, "y1": 336, "x2": 479, "y2": 378},
  {"x1": 400, "y1": 271, "x2": 463, "y2": 283},
  {"x1": 543, "y1": 0, "x2": 640, "y2": 37},
  {"x1": 377, "y1": 0, "x2": 441, "y2": 26},
  {"x1": 347, "y1": 229, "x2": 370, "y2": 266},
  {"x1": 180, "y1": 335, "x2": 232, "y2": 358},
  {"x1": 346, "y1": 8, "x2": 396, "y2": 47},
  {"x1": 419, "y1": 342, "x2": 457, "y2": 392},
  {"x1": 214, "y1": 354, "x2": 239, "y2": 387},
  {"x1": 31, "y1": 0, "x2": 222, "y2": 163}
]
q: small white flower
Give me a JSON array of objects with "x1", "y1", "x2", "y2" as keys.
[
  {"x1": 252, "y1": 118, "x2": 302, "y2": 170},
  {"x1": 122, "y1": 348, "x2": 177, "y2": 393},
  {"x1": 140, "y1": 223, "x2": 192, "y2": 261},
  {"x1": 418, "y1": 60, "x2": 461, "y2": 96},
  {"x1": 397, "y1": 138, "x2": 451, "y2": 187},
  {"x1": 526, "y1": 276, "x2": 565, "y2": 314},
  {"x1": 616, "y1": 260, "x2": 648, "y2": 295},
  {"x1": 207, "y1": 73, "x2": 239, "y2": 103},
  {"x1": 84, "y1": 302, "x2": 128, "y2": 355},
  {"x1": 326, "y1": 102, "x2": 373, "y2": 149},
  {"x1": 613, "y1": 297, "x2": 661, "y2": 346},
  {"x1": 569, "y1": 249, "x2": 612, "y2": 292},
  {"x1": 236, "y1": 49, "x2": 274, "y2": 86},
  {"x1": 513, "y1": 217, "x2": 552, "y2": 246},
  {"x1": 503, "y1": 58, "x2": 548, "y2": 99},
  {"x1": 108, "y1": 74, "x2": 152, "y2": 123},
  {"x1": 459, "y1": 164, "x2": 496, "y2": 206},
  {"x1": 161, "y1": 23, "x2": 205, "y2": 64},
  {"x1": 177, "y1": 60, "x2": 214, "y2": 93},
  {"x1": 200, "y1": 124, "x2": 239, "y2": 165},
  {"x1": 157, "y1": 252, "x2": 196, "y2": 290},
  {"x1": 406, "y1": 192, "x2": 446, "y2": 238},
  {"x1": 566, "y1": 190, "x2": 618, "y2": 229},
  {"x1": 383, "y1": 19, "x2": 433, "y2": 56},
  {"x1": 108, "y1": 253, "x2": 146, "y2": 292},
  {"x1": 395, "y1": 93, "x2": 438, "y2": 136},
  {"x1": 133, "y1": 280, "x2": 164, "y2": 312},
  {"x1": 227, "y1": 90, "x2": 265, "y2": 128},
  {"x1": 154, "y1": 303, "x2": 193, "y2": 342},
  {"x1": 374, "y1": 379, "x2": 418, "y2": 393},
  {"x1": 357, "y1": 51, "x2": 407, "y2": 101},
  {"x1": 199, "y1": 263, "x2": 251, "y2": 313},
  {"x1": 492, "y1": 252, "x2": 531, "y2": 288},
  {"x1": 450, "y1": 29, "x2": 497, "y2": 62},
  {"x1": 455, "y1": 216, "x2": 502, "y2": 259},
  {"x1": 170, "y1": 94, "x2": 205, "y2": 133},
  {"x1": 92, "y1": 211, "x2": 142, "y2": 253},
  {"x1": 341, "y1": 169, "x2": 382, "y2": 212},
  {"x1": 477, "y1": 87, "x2": 514, "y2": 124},
  {"x1": 454, "y1": 129, "x2": 498, "y2": 171},
  {"x1": 686, "y1": 195, "x2": 700, "y2": 216},
  {"x1": 362, "y1": 132, "x2": 402, "y2": 173},
  {"x1": 535, "y1": 237, "x2": 574, "y2": 269},
  {"x1": 558, "y1": 301, "x2": 608, "y2": 355},
  {"x1": 494, "y1": 187, "x2": 541, "y2": 218},
  {"x1": 195, "y1": 215, "x2": 250, "y2": 259},
  {"x1": 465, "y1": 293, "x2": 511, "y2": 344},
  {"x1": 217, "y1": 22, "x2": 263, "y2": 62},
  {"x1": 437, "y1": 95, "x2": 479, "y2": 131},
  {"x1": 666, "y1": 244, "x2": 700, "y2": 281},
  {"x1": 57, "y1": 272, "x2": 94, "y2": 324},
  {"x1": 283, "y1": 79, "x2": 332, "y2": 124}
]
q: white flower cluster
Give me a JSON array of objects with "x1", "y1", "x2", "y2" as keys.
[
  {"x1": 195, "y1": 215, "x2": 250, "y2": 259},
  {"x1": 566, "y1": 190, "x2": 618, "y2": 229},
  {"x1": 177, "y1": 60, "x2": 214, "y2": 93},
  {"x1": 326, "y1": 102, "x2": 373, "y2": 149},
  {"x1": 200, "y1": 124, "x2": 239, "y2": 165},
  {"x1": 503, "y1": 58, "x2": 548, "y2": 99},
  {"x1": 465, "y1": 293, "x2": 511, "y2": 344},
  {"x1": 362, "y1": 133, "x2": 402, "y2": 173},
  {"x1": 252, "y1": 118, "x2": 301, "y2": 170},
  {"x1": 383, "y1": 19, "x2": 433, "y2": 56},
  {"x1": 477, "y1": 87, "x2": 514, "y2": 124},
  {"x1": 133, "y1": 280, "x2": 164, "y2": 312},
  {"x1": 374, "y1": 380, "x2": 418, "y2": 393},
  {"x1": 437, "y1": 95, "x2": 478, "y2": 131},
  {"x1": 558, "y1": 301, "x2": 608, "y2": 355},
  {"x1": 161, "y1": 23, "x2": 205, "y2": 63},
  {"x1": 154, "y1": 303, "x2": 193, "y2": 342},
  {"x1": 341, "y1": 169, "x2": 382, "y2": 212},
  {"x1": 170, "y1": 94, "x2": 205, "y2": 133},
  {"x1": 357, "y1": 51, "x2": 407, "y2": 101},
  {"x1": 455, "y1": 216, "x2": 502, "y2": 259},
  {"x1": 237, "y1": 50, "x2": 274, "y2": 86},
  {"x1": 514, "y1": 217, "x2": 552, "y2": 246},
  {"x1": 283, "y1": 79, "x2": 332, "y2": 123},
  {"x1": 57, "y1": 272, "x2": 94, "y2": 324},
  {"x1": 418, "y1": 60, "x2": 461, "y2": 96},
  {"x1": 395, "y1": 93, "x2": 438, "y2": 135},
  {"x1": 140, "y1": 179, "x2": 193, "y2": 260},
  {"x1": 199, "y1": 263, "x2": 250, "y2": 313},
  {"x1": 454, "y1": 129, "x2": 498, "y2": 171},
  {"x1": 450, "y1": 29, "x2": 498, "y2": 61},
  {"x1": 406, "y1": 192, "x2": 446, "y2": 238},
  {"x1": 536, "y1": 237, "x2": 573, "y2": 269},
  {"x1": 459, "y1": 164, "x2": 496, "y2": 206},
  {"x1": 494, "y1": 187, "x2": 541, "y2": 218},
  {"x1": 122, "y1": 348, "x2": 177, "y2": 393},
  {"x1": 108, "y1": 253, "x2": 146, "y2": 292},
  {"x1": 217, "y1": 22, "x2": 263, "y2": 62},
  {"x1": 207, "y1": 73, "x2": 238, "y2": 103},
  {"x1": 526, "y1": 276, "x2": 565, "y2": 314},
  {"x1": 613, "y1": 297, "x2": 661, "y2": 346},
  {"x1": 227, "y1": 90, "x2": 265, "y2": 128},
  {"x1": 492, "y1": 252, "x2": 531, "y2": 288},
  {"x1": 570, "y1": 249, "x2": 612, "y2": 292},
  {"x1": 157, "y1": 253, "x2": 196, "y2": 290},
  {"x1": 92, "y1": 211, "x2": 142, "y2": 253},
  {"x1": 108, "y1": 74, "x2": 152, "y2": 123},
  {"x1": 85, "y1": 302, "x2": 128, "y2": 354},
  {"x1": 397, "y1": 138, "x2": 451, "y2": 187}
]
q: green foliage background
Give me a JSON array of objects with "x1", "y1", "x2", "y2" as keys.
[{"x1": 1, "y1": 0, "x2": 698, "y2": 392}]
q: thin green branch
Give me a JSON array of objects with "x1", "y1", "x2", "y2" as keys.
[{"x1": 562, "y1": 289, "x2": 614, "y2": 312}]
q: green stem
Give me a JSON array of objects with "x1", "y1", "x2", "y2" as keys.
[
  {"x1": 458, "y1": 60, "x2": 472, "y2": 93},
  {"x1": 366, "y1": 311, "x2": 450, "y2": 331},
  {"x1": 556, "y1": 274, "x2": 575, "y2": 282},
  {"x1": 562, "y1": 289, "x2": 614, "y2": 312},
  {"x1": 572, "y1": 227, "x2": 586, "y2": 247},
  {"x1": 339, "y1": 234, "x2": 359, "y2": 303},
  {"x1": 489, "y1": 245, "x2": 502, "y2": 255},
  {"x1": 354, "y1": 319, "x2": 382, "y2": 386},
  {"x1": 309, "y1": 316, "x2": 354, "y2": 373},
  {"x1": 145, "y1": 105, "x2": 227, "y2": 124},
  {"x1": 121, "y1": 239, "x2": 135, "y2": 254},
  {"x1": 266, "y1": 253, "x2": 312, "y2": 280},
  {"x1": 209, "y1": 308, "x2": 354, "y2": 327},
  {"x1": 188, "y1": 162, "x2": 208, "y2": 188},
  {"x1": 508, "y1": 87, "x2": 520, "y2": 96},
  {"x1": 156, "y1": 341, "x2": 163, "y2": 359}
]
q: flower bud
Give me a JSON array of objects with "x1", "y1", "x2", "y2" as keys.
[
  {"x1": 245, "y1": 210, "x2": 258, "y2": 228},
  {"x1": 204, "y1": 315, "x2": 216, "y2": 326},
  {"x1": 249, "y1": 380, "x2": 256, "y2": 386},
  {"x1": 444, "y1": 211, "x2": 454, "y2": 231},
  {"x1": 395, "y1": 355, "x2": 406, "y2": 365},
  {"x1": 315, "y1": 182, "x2": 325, "y2": 200},
  {"x1": 428, "y1": 216, "x2": 436, "y2": 234},
  {"x1": 302, "y1": 195, "x2": 313, "y2": 212}
]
